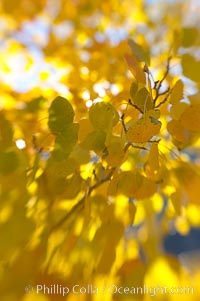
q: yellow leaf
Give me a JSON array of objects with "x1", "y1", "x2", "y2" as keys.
[
  {"x1": 167, "y1": 120, "x2": 191, "y2": 142},
  {"x1": 131, "y1": 87, "x2": 153, "y2": 113},
  {"x1": 169, "y1": 80, "x2": 184, "y2": 105},
  {"x1": 148, "y1": 142, "x2": 159, "y2": 173},
  {"x1": 170, "y1": 102, "x2": 188, "y2": 120},
  {"x1": 126, "y1": 116, "x2": 161, "y2": 143},
  {"x1": 89, "y1": 102, "x2": 119, "y2": 130},
  {"x1": 180, "y1": 104, "x2": 200, "y2": 132},
  {"x1": 104, "y1": 139, "x2": 125, "y2": 167},
  {"x1": 181, "y1": 27, "x2": 198, "y2": 47},
  {"x1": 182, "y1": 54, "x2": 200, "y2": 82},
  {"x1": 124, "y1": 54, "x2": 146, "y2": 84},
  {"x1": 108, "y1": 171, "x2": 156, "y2": 199},
  {"x1": 175, "y1": 163, "x2": 200, "y2": 204}
]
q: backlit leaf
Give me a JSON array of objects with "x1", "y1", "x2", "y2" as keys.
[
  {"x1": 181, "y1": 54, "x2": 200, "y2": 82},
  {"x1": 130, "y1": 82, "x2": 138, "y2": 100},
  {"x1": 126, "y1": 115, "x2": 161, "y2": 143},
  {"x1": 167, "y1": 120, "x2": 191, "y2": 142},
  {"x1": 124, "y1": 54, "x2": 146, "y2": 84},
  {"x1": 89, "y1": 102, "x2": 119, "y2": 131},
  {"x1": 132, "y1": 87, "x2": 153, "y2": 113},
  {"x1": 147, "y1": 142, "x2": 159, "y2": 173},
  {"x1": 108, "y1": 171, "x2": 156, "y2": 199},
  {"x1": 128, "y1": 39, "x2": 150, "y2": 65},
  {"x1": 52, "y1": 123, "x2": 79, "y2": 160},
  {"x1": 104, "y1": 140, "x2": 125, "y2": 167},
  {"x1": 181, "y1": 27, "x2": 198, "y2": 48},
  {"x1": 170, "y1": 102, "x2": 188, "y2": 120},
  {"x1": 80, "y1": 130, "x2": 106, "y2": 153},
  {"x1": 169, "y1": 80, "x2": 184, "y2": 105},
  {"x1": 180, "y1": 104, "x2": 200, "y2": 132},
  {"x1": 48, "y1": 96, "x2": 74, "y2": 133}
]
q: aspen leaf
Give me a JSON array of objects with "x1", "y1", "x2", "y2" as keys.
[
  {"x1": 180, "y1": 104, "x2": 200, "y2": 132},
  {"x1": 52, "y1": 123, "x2": 79, "y2": 160},
  {"x1": 148, "y1": 143, "x2": 159, "y2": 173},
  {"x1": 48, "y1": 96, "x2": 74, "y2": 133},
  {"x1": 133, "y1": 87, "x2": 153, "y2": 113},
  {"x1": 169, "y1": 80, "x2": 184, "y2": 105},
  {"x1": 175, "y1": 164, "x2": 200, "y2": 204},
  {"x1": 130, "y1": 81, "x2": 138, "y2": 100},
  {"x1": 181, "y1": 54, "x2": 200, "y2": 82},
  {"x1": 108, "y1": 171, "x2": 137, "y2": 197},
  {"x1": 134, "y1": 175, "x2": 156, "y2": 199},
  {"x1": 108, "y1": 171, "x2": 156, "y2": 199},
  {"x1": 78, "y1": 118, "x2": 92, "y2": 142},
  {"x1": 89, "y1": 102, "x2": 119, "y2": 130},
  {"x1": 181, "y1": 27, "x2": 198, "y2": 48},
  {"x1": 170, "y1": 102, "x2": 189, "y2": 120},
  {"x1": 46, "y1": 157, "x2": 77, "y2": 178},
  {"x1": 2, "y1": 1, "x2": 200, "y2": 299},
  {"x1": 171, "y1": 190, "x2": 182, "y2": 215},
  {"x1": 126, "y1": 116, "x2": 161, "y2": 143},
  {"x1": 124, "y1": 54, "x2": 146, "y2": 84},
  {"x1": 70, "y1": 145, "x2": 90, "y2": 165},
  {"x1": 62, "y1": 174, "x2": 82, "y2": 199},
  {"x1": 128, "y1": 39, "x2": 150, "y2": 65},
  {"x1": 188, "y1": 92, "x2": 200, "y2": 105},
  {"x1": 145, "y1": 109, "x2": 160, "y2": 120},
  {"x1": 104, "y1": 140, "x2": 125, "y2": 167},
  {"x1": 167, "y1": 120, "x2": 191, "y2": 143},
  {"x1": 80, "y1": 130, "x2": 106, "y2": 153}
]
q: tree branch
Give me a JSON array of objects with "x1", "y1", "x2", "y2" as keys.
[{"x1": 153, "y1": 56, "x2": 171, "y2": 105}]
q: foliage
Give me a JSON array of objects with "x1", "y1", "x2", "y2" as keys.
[{"x1": 1, "y1": 0, "x2": 200, "y2": 300}]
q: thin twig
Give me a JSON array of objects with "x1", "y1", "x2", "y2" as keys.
[
  {"x1": 155, "y1": 91, "x2": 171, "y2": 108},
  {"x1": 153, "y1": 56, "x2": 171, "y2": 105},
  {"x1": 124, "y1": 142, "x2": 147, "y2": 153},
  {"x1": 128, "y1": 99, "x2": 144, "y2": 114},
  {"x1": 121, "y1": 113, "x2": 127, "y2": 133}
]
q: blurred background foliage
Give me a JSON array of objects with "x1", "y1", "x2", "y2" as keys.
[{"x1": 0, "y1": 0, "x2": 200, "y2": 300}]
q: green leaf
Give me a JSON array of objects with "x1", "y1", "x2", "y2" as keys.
[
  {"x1": 48, "y1": 96, "x2": 74, "y2": 133},
  {"x1": 52, "y1": 123, "x2": 79, "y2": 160},
  {"x1": 130, "y1": 82, "x2": 138, "y2": 100},
  {"x1": 132, "y1": 87, "x2": 153, "y2": 113},
  {"x1": 128, "y1": 39, "x2": 150, "y2": 65},
  {"x1": 181, "y1": 54, "x2": 200, "y2": 82},
  {"x1": 81, "y1": 130, "x2": 106, "y2": 153},
  {"x1": 89, "y1": 102, "x2": 119, "y2": 130},
  {"x1": 25, "y1": 96, "x2": 46, "y2": 112}
]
